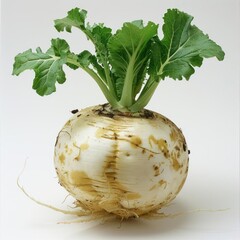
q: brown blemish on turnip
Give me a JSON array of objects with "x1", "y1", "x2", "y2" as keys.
[
  {"x1": 73, "y1": 142, "x2": 81, "y2": 161},
  {"x1": 64, "y1": 144, "x2": 68, "y2": 153},
  {"x1": 165, "y1": 192, "x2": 174, "y2": 203},
  {"x1": 153, "y1": 164, "x2": 160, "y2": 176},
  {"x1": 172, "y1": 158, "x2": 181, "y2": 171},
  {"x1": 148, "y1": 154, "x2": 154, "y2": 160},
  {"x1": 104, "y1": 142, "x2": 122, "y2": 193},
  {"x1": 125, "y1": 192, "x2": 141, "y2": 200},
  {"x1": 103, "y1": 141, "x2": 142, "y2": 207},
  {"x1": 74, "y1": 155, "x2": 80, "y2": 161},
  {"x1": 170, "y1": 128, "x2": 178, "y2": 142},
  {"x1": 149, "y1": 179, "x2": 167, "y2": 191},
  {"x1": 149, "y1": 135, "x2": 169, "y2": 158},
  {"x1": 68, "y1": 148, "x2": 73, "y2": 154},
  {"x1": 65, "y1": 120, "x2": 71, "y2": 126},
  {"x1": 70, "y1": 171, "x2": 99, "y2": 196},
  {"x1": 96, "y1": 127, "x2": 108, "y2": 138},
  {"x1": 125, "y1": 152, "x2": 130, "y2": 157},
  {"x1": 130, "y1": 136, "x2": 142, "y2": 148},
  {"x1": 159, "y1": 179, "x2": 167, "y2": 189},
  {"x1": 171, "y1": 152, "x2": 182, "y2": 171},
  {"x1": 80, "y1": 143, "x2": 89, "y2": 151},
  {"x1": 59, "y1": 153, "x2": 65, "y2": 164},
  {"x1": 174, "y1": 145, "x2": 180, "y2": 151}
]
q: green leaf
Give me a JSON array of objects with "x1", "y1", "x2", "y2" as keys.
[
  {"x1": 51, "y1": 38, "x2": 70, "y2": 56},
  {"x1": 156, "y1": 9, "x2": 225, "y2": 80},
  {"x1": 108, "y1": 21, "x2": 158, "y2": 104},
  {"x1": 54, "y1": 8, "x2": 87, "y2": 32},
  {"x1": 12, "y1": 39, "x2": 74, "y2": 95},
  {"x1": 77, "y1": 50, "x2": 93, "y2": 67}
]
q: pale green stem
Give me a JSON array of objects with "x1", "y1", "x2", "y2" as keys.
[
  {"x1": 102, "y1": 61, "x2": 117, "y2": 99},
  {"x1": 129, "y1": 80, "x2": 159, "y2": 112},
  {"x1": 118, "y1": 54, "x2": 137, "y2": 107}
]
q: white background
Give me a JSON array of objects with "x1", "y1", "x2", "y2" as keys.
[{"x1": 1, "y1": 0, "x2": 239, "y2": 239}]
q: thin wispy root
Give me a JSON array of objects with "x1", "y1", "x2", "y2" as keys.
[
  {"x1": 17, "y1": 176, "x2": 91, "y2": 216},
  {"x1": 142, "y1": 207, "x2": 230, "y2": 219}
]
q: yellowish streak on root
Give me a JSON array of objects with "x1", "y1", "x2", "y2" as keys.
[
  {"x1": 59, "y1": 153, "x2": 66, "y2": 164},
  {"x1": 96, "y1": 128, "x2": 109, "y2": 138},
  {"x1": 80, "y1": 143, "x2": 89, "y2": 151},
  {"x1": 130, "y1": 136, "x2": 142, "y2": 148},
  {"x1": 149, "y1": 135, "x2": 169, "y2": 157},
  {"x1": 170, "y1": 128, "x2": 179, "y2": 142},
  {"x1": 150, "y1": 179, "x2": 167, "y2": 191},
  {"x1": 70, "y1": 171, "x2": 98, "y2": 197},
  {"x1": 172, "y1": 156, "x2": 181, "y2": 171},
  {"x1": 125, "y1": 192, "x2": 141, "y2": 200}
]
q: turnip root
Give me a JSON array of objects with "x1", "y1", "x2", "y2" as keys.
[{"x1": 54, "y1": 104, "x2": 189, "y2": 218}]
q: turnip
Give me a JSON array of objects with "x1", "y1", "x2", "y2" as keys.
[{"x1": 13, "y1": 8, "x2": 224, "y2": 219}]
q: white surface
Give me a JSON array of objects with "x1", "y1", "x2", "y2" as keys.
[{"x1": 1, "y1": 0, "x2": 239, "y2": 239}]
